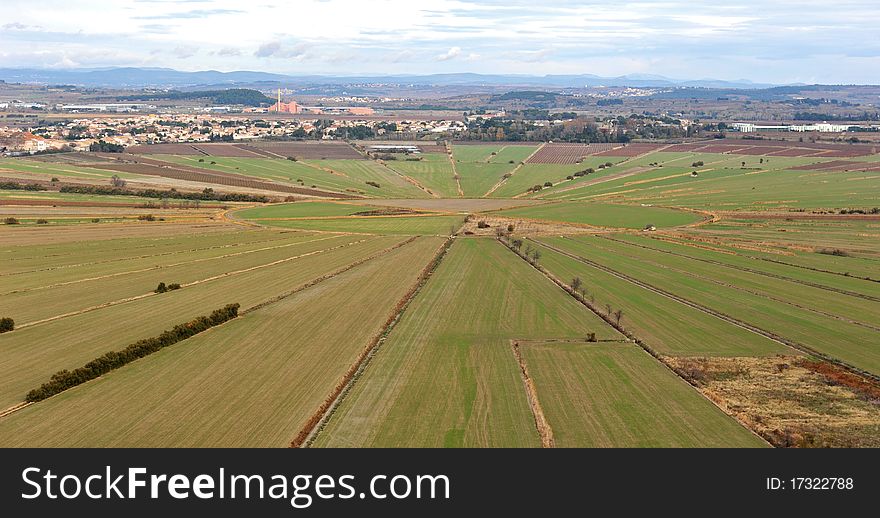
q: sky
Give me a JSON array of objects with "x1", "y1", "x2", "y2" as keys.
[{"x1": 1, "y1": 0, "x2": 879, "y2": 84}]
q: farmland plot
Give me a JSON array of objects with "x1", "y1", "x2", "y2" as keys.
[
  {"x1": 519, "y1": 342, "x2": 766, "y2": 447},
  {"x1": 539, "y1": 236, "x2": 880, "y2": 374},
  {"x1": 313, "y1": 238, "x2": 621, "y2": 448},
  {"x1": 0, "y1": 235, "x2": 406, "y2": 409},
  {"x1": 0, "y1": 237, "x2": 444, "y2": 446}
]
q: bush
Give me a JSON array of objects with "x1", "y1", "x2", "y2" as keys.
[
  {"x1": 4, "y1": 217, "x2": 19, "y2": 225},
  {"x1": 365, "y1": 181, "x2": 381, "y2": 188},
  {"x1": 36, "y1": 219, "x2": 48, "y2": 224},
  {"x1": 477, "y1": 221, "x2": 490, "y2": 228},
  {"x1": 0, "y1": 317, "x2": 13, "y2": 333},
  {"x1": 566, "y1": 175, "x2": 574, "y2": 180},
  {"x1": 25, "y1": 304, "x2": 240, "y2": 402},
  {"x1": 543, "y1": 181, "x2": 553, "y2": 187},
  {"x1": 507, "y1": 224, "x2": 515, "y2": 232},
  {"x1": 50, "y1": 177, "x2": 59, "y2": 182},
  {"x1": 91, "y1": 218, "x2": 100, "y2": 223},
  {"x1": 138, "y1": 214, "x2": 156, "y2": 221},
  {"x1": 155, "y1": 282, "x2": 167, "y2": 293},
  {"x1": 287, "y1": 156, "x2": 297, "y2": 161},
  {"x1": 692, "y1": 161, "x2": 704, "y2": 167},
  {"x1": 167, "y1": 283, "x2": 181, "y2": 291}
]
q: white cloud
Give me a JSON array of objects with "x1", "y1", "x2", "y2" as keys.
[{"x1": 436, "y1": 46, "x2": 462, "y2": 61}]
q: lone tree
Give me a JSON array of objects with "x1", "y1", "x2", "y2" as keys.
[
  {"x1": 605, "y1": 303, "x2": 613, "y2": 316},
  {"x1": 110, "y1": 175, "x2": 126, "y2": 188},
  {"x1": 0, "y1": 317, "x2": 13, "y2": 333},
  {"x1": 613, "y1": 309, "x2": 624, "y2": 326},
  {"x1": 530, "y1": 249, "x2": 541, "y2": 264},
  {"x1": 571, "y1": 277, "x2": 582, "y2": 294},
  {"x1": 512, "y1": 239, "x2": 523, "y2": 251}
]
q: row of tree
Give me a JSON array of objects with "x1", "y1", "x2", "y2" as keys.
[
  {"x1": 25, "y1": 304, "x2": 240, "y2": 402},
  {"x1": 59, "y1": 185, "x2": 270, "y2": 203},
  {"x1": 0, "y1": 181, "x2": 46, "y2": 191}
]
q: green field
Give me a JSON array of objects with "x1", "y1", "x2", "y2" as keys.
[
  {"x1": 384, "y1": 154, "x2": 459, "y2": 197},
  {"x1": 235, "y1": 201, "x2": 376, "y2": 219},
  {"x1": 520, "y1": 342, "x2": 765, "y2": 447},
  {"x1": 249, "y1": 214, "x2": 464, "y2": 235},
  {"x1": 154, "y1": 155, "x2": 426, "y2": 198},
  {"x1": 491, "y1": 201, "x2": 703, "y2": 228},
  {"x1": 537, "y1": 235, "x2": 880, "y2": 374},
  {"x1": 313, "y1": 238, "x2": 623, "y2": 447}
]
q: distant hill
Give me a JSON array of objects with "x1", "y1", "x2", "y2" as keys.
[
  {"x1": 0, "y1": 67, "x2": 781, "y2": 89},
  {"x1": 117, "y1": 88, "x2": 273, "y2": 106}
]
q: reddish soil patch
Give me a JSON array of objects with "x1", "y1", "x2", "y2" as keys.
[
  {"x1": 83, "y1": 155, "x2": 356, "y2": 198},
  {"x1": 527, "y1": 143, "x2": 617, "y2": 164},
  {"x1": 594, "y1": 143, "x2": 663, "y2": 157}
]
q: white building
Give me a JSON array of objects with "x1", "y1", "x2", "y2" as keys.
[{"x1": 731, "y1": 122, "x2": 857, "y2": 133}]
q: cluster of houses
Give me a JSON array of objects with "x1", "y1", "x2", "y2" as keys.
[{"x1": 0, "y1": 114, "x2": 467, "y2": 155}]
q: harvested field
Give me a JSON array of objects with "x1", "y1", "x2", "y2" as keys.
[
  {"x1": 129, "y1": 141, "x2": 364, "y2": 160},
  {"x1": 83, "y1": 157, "x2": 352, "y2": 198},
  {"x1": 519, "y1": 342, "x2": 765, "y2": 447},
  {"x1": 0, "y1": 237, "x2": 444, "y2": 446},
  {"x1": 0, "y1": 233, "x2": 407, "y2": 409}
]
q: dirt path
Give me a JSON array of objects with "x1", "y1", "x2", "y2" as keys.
[
  {"x1": 446, "y1": 141, "x2": 464, "y2": 197},
  {"x1": 482, "y1": 143, "x2": 546, "y2": 197},
  {"x1": 511, "y1": 340, "x2": 555, "y2": 448}
]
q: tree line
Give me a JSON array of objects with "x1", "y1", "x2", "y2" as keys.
[
  {"x1": 59, "y1": 185, "x2": 270, "y2": 203},
  {"x1": 25, "y1": 304, "x2": 240, "y2": 403}
]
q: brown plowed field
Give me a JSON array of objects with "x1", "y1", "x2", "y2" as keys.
[
  {"x1": 594, "y1": 143, "x2": 664, "y2": 157},
  {"x1": 82, "y1": 158, "x2": 356, "y2": 198},
  {"x1": 127, "y1": 141, "x2": 364, "y2": 160},
  {"x1": 527, "y1": 143, "x2": 618, "y2": 164}
]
